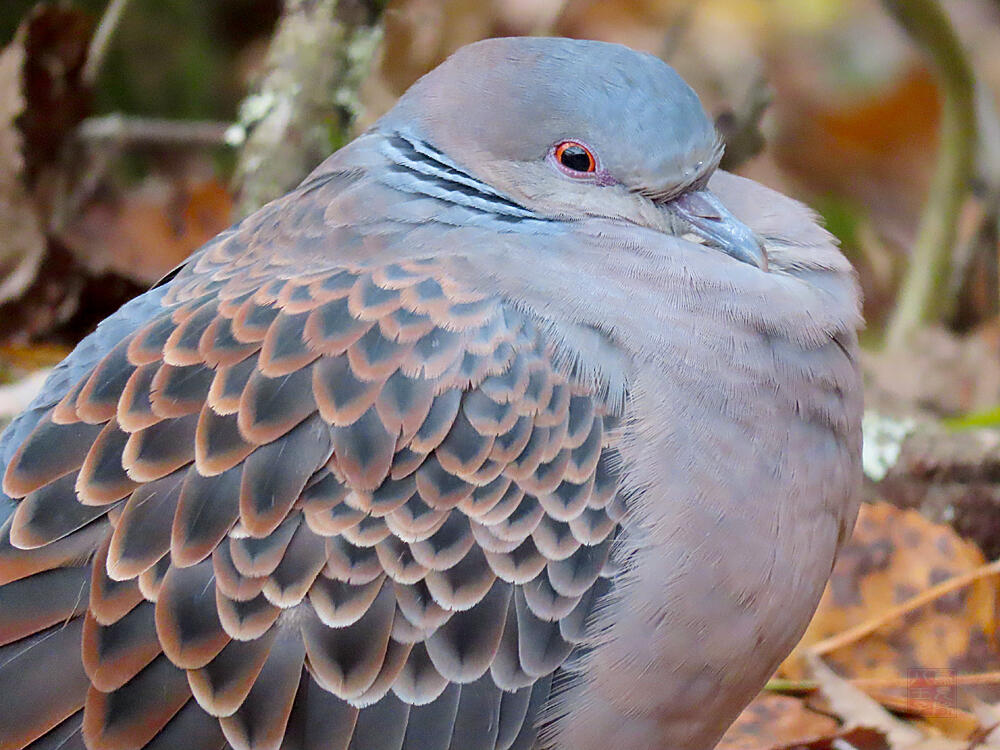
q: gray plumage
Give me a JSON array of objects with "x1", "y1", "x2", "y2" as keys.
[{"x1": 0, "y1": 36, "x2": 861, "y2": 750}]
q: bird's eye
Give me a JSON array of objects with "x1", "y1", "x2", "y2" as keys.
[{"x1": 554, "y1": 141, "x2": 596, "y2": 173}]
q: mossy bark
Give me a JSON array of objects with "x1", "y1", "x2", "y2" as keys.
[{"x1": 232, "y1": 0, "x2": 386, "y2": 217}]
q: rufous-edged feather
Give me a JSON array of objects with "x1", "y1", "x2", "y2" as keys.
[
  {"x1": 142, "y1": 698, "x2": 226, "y2": 750},
  {"x1": 546, "y1": 536, "x2": 612, "y2": 598},
  {"x1": 116, "y1": 363, "x2": 161, "y2": 433},
  {"x1": 482, "y1": 538, "x2": 547, "y2": 585},
  {"x1": 137, "y1": 554, "x2": 170, "y2": 602},
  {"x1": 407, "y1": 390, "x2": 461, "y2": 455},
  {"x1": 346, "y1": 327, "x2": 414, "y2": 383},
  {"x1": 163, "y1": 299, "x2": 218, "y2": 367},
  {"x1": 171, "y1": 464, "x2": 241, "y2": 567},
  {"x1": 107, "y1": 468, "x2": 186, "y2": 580},
  {"x1": 120, "y1": 413, "x2": 197, "y2": 483},
  {"x1": 199, "y1": 315, "x2": 259, "y2": 369},
  {"x1": 303, "y1": 296, "x2": 374, "y2": 357},
  {"x1": 126, "y1": 313, "x2": 176, "y2": 366},
  {"x1": 216, "y1": 589, "x2": 280, "y2": 641},
  {"x1": 330, "y1": 407, "x2": 395, "y2": 492},
  {"x1": 423, "y1": 544, "x2": 496, "y2": 612},
  {"x1": 195, "y1": 407, "x2": 256, "y2": 476},
  {"x1": 384, "y1": 497, "x2": 449, "y2": 544},
  {"x1": 262, "y1": 522, "x2": 327, "y2": 607},
  {"x1": 148, "y1": 364, "x2": 214, "y2": 419},
  {"x1": 187, "y1": 626, "x2": 277, "y2": 717},
  {"x1": 300, "y1": 580, "x2": 395, "y2": 700},
  {"x1": 88, "y1": 534, "x2": 143, "y2": 626},
  {"x1": 424, "y1": 578, "x2": 511, "y2": 683},
  {"x1": 0, "y1": 567, "x2": 88, "y2": 646},
  {"x1": 213, "y1": 543, "x2": 267, "y2": 602},
  {"x1": 339, "y1": 515, "x2": 390, "y2": 548},
  {"x1": 75, "y1": 339, "x2": 136, "y2": 425},
  {"x1": 237, "y1": 367, "x2": 317, "y2": 446},
  {"x1": 81, "y1": 602, "x2": 160, "y2": 692},
  {"x1": 0, "y1": 619, "x2": 89, "y2": 750},
  {"x1": 9, "y1": 472, "x2": 109, "y2": 550},
  {"x1": 408, "y1": 512, "x2": 473, "y2": 572},
  {"x1": 521, "y1": 567, "x2": 581, "y2": 621},
  {"x1": 154, "y1": 559, "x2": 230, "y2": 669},
  {"x1": 82, "y1": 655, "x2": 190, "y2": 750},
  {"x1": 258, "y1": 312, "x2": 319, "y2": 377},
  {"x1": 76, "y1": 420, "x2": 140, "y2": 506},
  {"x1": 239, "y1": 416, "x2": 330, "y2": 536},
  {"x1": 392, "y1": 642, "x2": 449, "y2": 706},
  {"x1": 3, "y1": 414, "x2": 102, "y2": 499},
  {"x1": 229, "y1": 516, "x2": 299, "y2": 578},
  {"x1": 312, "y1": 356, "x2": 382, "y2": 428},
  {"x1": 218, "y1": 625, "x2": 305, "y2": 750},
  {"x1": 309, "y1": 574, "x2": 386, "y2": 629},
  {"x1": 374, "y1": 535, "x2": 428, "y2": 586},
  {"x1": 207, "y1": 355, "x2": 259, "y2": 416},
  {"x1": 350, "y1": 636, "x2": 413, "y2": 708},
  {"x1": 0, "y1": 514, "x2": 106, "y2": 586}
]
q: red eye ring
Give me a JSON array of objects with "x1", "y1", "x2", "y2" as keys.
[{"x1": 554, "y1": 141, "x2": 596, "y2": 173}]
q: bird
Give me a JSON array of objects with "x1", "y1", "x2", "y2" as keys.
[{"x1": 0, "y1": 36, "x2": 862, "y2": 750}]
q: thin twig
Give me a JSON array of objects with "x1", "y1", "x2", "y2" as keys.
[
  {"x1": 76, "y1": 115, "x2": 233, "y2": 148},
  {"x1": 769, "y1": 670, "x2": 1000, "y2": 693},
  {"x1": 82, "y1": 0, "x2": 133, "y2": 85},
  {"x1": 854, "y1": 671, "x2": 1000, "y2": 689},
  {"x1": 883, "y1": 0, "x2": 977, "y2": 350},
  {"x1": 810, "y1": 557, "x2": 1000, "y2": 656}
]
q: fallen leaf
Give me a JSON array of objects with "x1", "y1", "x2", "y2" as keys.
[
  {"x1": 718, "y1": 693, "x2": 839, "y2": 750},
  {"x1": 60, "y1": 177, "x2": 233, "y2": 284}
]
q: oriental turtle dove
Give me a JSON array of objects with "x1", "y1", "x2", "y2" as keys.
[{"x1": 0, "y1": 36, "x2": 862, "y2": 750}]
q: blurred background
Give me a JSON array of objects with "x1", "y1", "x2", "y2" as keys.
[{"x1": 2, "y1": 0, "x2": 1000, "y2": 747}]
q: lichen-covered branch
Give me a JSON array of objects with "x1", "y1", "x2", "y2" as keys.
[
  {"x1": 883, "y1": 0, "x2": 977, "y2": 350},
  {"x1": 231, "y1": 0, "x2": 386, "y2": 217}
]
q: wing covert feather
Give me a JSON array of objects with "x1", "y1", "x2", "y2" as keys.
[{"x1": 0, "y1": 206, "x2": 627, "y2": 750}]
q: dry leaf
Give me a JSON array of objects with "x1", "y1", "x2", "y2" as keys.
[
  {"x1": 808, "y1": 653, "x2": 929, "y2": 748},
  {"x1": 718, "y1": 693, "x2": 839, "y2": 750},
  {"x1": 786, "y1": 502, "x2": 998, "y2": 688},
  {"x1": 61, "y1": 177, "x2": 233, "y2": 284}
]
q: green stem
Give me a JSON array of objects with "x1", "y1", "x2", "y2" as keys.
[{"x1": 883, "y1": 0, "x2": 976, "y2": 351}]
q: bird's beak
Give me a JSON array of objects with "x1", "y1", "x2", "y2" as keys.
[{"x1": 668, "y1": 189, "x2": 768, "y2": 272}]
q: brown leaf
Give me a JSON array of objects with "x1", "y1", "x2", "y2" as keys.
[
  {"x1": 718, "y1": 693, "x2": 839, "y2": 750},
  {"x1": 61, "y1": 177, "x2": 233, "y2": 284},
  {"x1": 785, "y1": 503, "x2": 1000, "y2": 712},
  {"x1": 808, "y1": 653, "x2": 927, "y2": 747}
]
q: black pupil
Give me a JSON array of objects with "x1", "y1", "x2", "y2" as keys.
[{"x1": 559, "y1": 145, "x2": 592, "y2": 171}]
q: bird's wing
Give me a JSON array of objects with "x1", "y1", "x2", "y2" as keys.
[{"x1": 0, "y1": 190, "x2": 626, "y2": 750}]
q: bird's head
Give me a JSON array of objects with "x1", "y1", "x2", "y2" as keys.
[{"x1": 380, "y1": 36, "x2": 767, "y2": 271}]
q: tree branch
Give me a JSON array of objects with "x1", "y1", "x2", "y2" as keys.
[
  {"x1": 231, "y1": 0, "x2": 387, "y2": 217},
  {"x1": 883, "y1": 0, "x2": 977, "y2": 350},
  {"x1": 82, "y1": 0, "x2": 133, "y2": 86}
]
